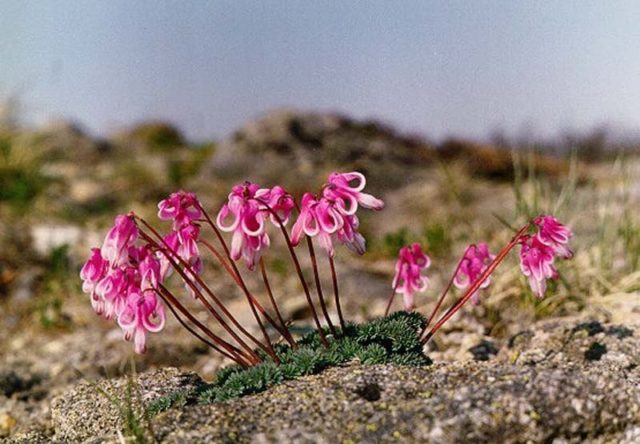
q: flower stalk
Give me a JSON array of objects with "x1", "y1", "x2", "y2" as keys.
[{"x1": 81, "y1": 174, "x2": 572, "y2": 372}]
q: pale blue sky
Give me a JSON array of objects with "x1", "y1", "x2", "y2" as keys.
[{"x1": 2, "y1": 1, "x2": 639, "y2": 141}]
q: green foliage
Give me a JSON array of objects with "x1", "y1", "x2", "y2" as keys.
[
  {"x1": 167, "y1": 143, "x2": 214, "y2": 187},
  {"x1": 37, "y1": 245, "x2": 76, "y2": 329},
  {"x1": 378, "y1": 224, "x2": 451, "y2": 259},
  {"x1": 148, "y1": 311, "x2": 432, "y2": 414},
  {"x1": 0, "y1": 136, "x2": 48, "y2": 212},
  {"x1": 422, "y1": 222, "x2": 452, "y2": 257},
  {"x1": 381, "y1": 227, "x2": 410, "y2": 257}
]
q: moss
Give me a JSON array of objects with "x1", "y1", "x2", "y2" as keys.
[{"x1": 148, "y1": 312, "x2": 432, "y2": 414}]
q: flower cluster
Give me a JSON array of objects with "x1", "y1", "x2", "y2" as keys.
[
  {"x1": 453, "y1": 243, "x2": 495, "y2": 304},
  {"x1": 216, "y1": 183, "x2": 294, "y2": 269},
  {"x1": 82, "y1": 170, "x2": 575, "y2": 360},
  {"x1": 80, "y1": 214, "x2": 165, "y2": 353},
  {"x1": 158, "y1": 191, "x2": 204, "y2": 292},
  {"x1": 519, "y1": 215, "x2": 573, "y2": 298},
  {"x1": 391, "y1": 243, "x2": 431, "y2": 311},
  {"x1": 291, "y1": 172, "x2": 384, "y2": 257}
]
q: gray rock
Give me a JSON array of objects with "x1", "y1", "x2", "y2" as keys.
[
  {"x1": 46, "y1": 319, "x2": 639, "y2": 443},
  {"x1": 207, "y1": 109, "x2": 434, "y2": 191},
  {"x1": 50, "y1": 367, "x2": 204, "y2": 443}
]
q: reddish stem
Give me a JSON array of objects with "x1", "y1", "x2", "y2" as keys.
[
  {"x1": 306, "y1": 237, "x2": 336, "y2": 335},
  {"x1": 259, "y1": 257, "x2": 297, "y2": 348},
  {"x1": 383, "y1": 280, "x2": 400, "y2": 317},
  {"x1": 248, "y1": 199, "x2": 329, "y2": 347},
  {"x1": 420, "y1": 246, "x2": 471, "y2": 337},
  {"x1": 155, "y1": 285, "x2": 254, "y2": 366},
  {"x1": 199, "y1": 239, "x2": 242, "y2": 286},
  {"x1": 422, "y1": 223, "x2": 530, "y2": 344},
  {"x1": 328, "y1": 256, "x2": 346, "y2": 330},
  {"x1": 198, "y1": 204, "x2": 292, "y2": 350},
  {"x1": 137, "y1": 221, "x2": 269, "y2": 362}
]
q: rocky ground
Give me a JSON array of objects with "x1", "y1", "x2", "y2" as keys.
[
  {"x1": 3, "y1": 317, "x2": 639, "y2": 443},
  {"x1": 1, "y1": 110, "x2": 640, "y2": 442}
]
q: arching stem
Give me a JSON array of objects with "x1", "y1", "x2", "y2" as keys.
[
  {"x1": 419, "y1": 246, "x2": 471, "y2": 337},
  {"x1": 306, "y1": 237, "x2": 336, "y2": 335},
  {"x1": 328, "y1": 256, "x2": 346, "y2": 330},
  {"x1": 259, "y1": 257, "x2": 297, "y2": 348},
  {"x1": 383, "y1": 280, "x2": 400, "y2": 317},
  {"x1": 248, "y1": 199, "x2": 329, "y2": 347},
  {"x1": 137, "y1": 220, "x2": 270, "y2": 362},
  {"x1": 422, "y1": 223, "x2": 530, "y2": 344},
  {"x1": 198, "y1": 205, "x2": 293, "y2": 350},
  {"x1": 155, "y1": 285, "x2": 254, "y2": 366}
]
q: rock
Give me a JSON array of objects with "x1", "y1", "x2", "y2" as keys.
[
  {"x1": 0, "y1": 370, "x2": 41, "y2": 398},
  {"x1": 46, "y1": 319, "x2": 639, "y2": 443},
  {"x1": 0, "y1": 413, "x2": 16, "y2": 438},
  {"x1": 30, "y1": 225, "x2": 82, "y2": 257},
  {"x1": 50, "y1": 367, "x2": 204, "y2": 443},
  {"x1": 468, "y1": 339, "x2": 499, "y2": 361},
  {"x1": 207, "y1": 109, "x2": 435, "y2": 191}
]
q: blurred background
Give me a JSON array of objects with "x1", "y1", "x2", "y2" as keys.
[{"x1": 1, "y1": 1, "x2": 639, "y2": 436}]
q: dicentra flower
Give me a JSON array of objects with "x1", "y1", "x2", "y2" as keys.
[
  {"x1": 533, "y1": 215, "x2": 573, "y2": 259},
  {"x1": 323, "y1": 171, "x2": 384, "y2": 213},
  {"x1": 216, "y1": 182, "x2": 294, "y2": 269},
  {"x1": 117, "y1": 288, "x2": 165, "y2": 354},
  {"x1": 336, "y1": 213, "x2": 366, "y2": 255},
  {"x1": 453, "y1": 243, "x2": 495, "y2": 304},
  {"x1": 80, "y1": 247, "x2": 107, "y2": 295},
  {"x1": 158, "y1": 191, "x2": 203, "y2": 230},
  {"x1": 519, "y1": 235, "x2": 558, "y2": 298},
  {"x1": 392, "y1": 243, "x2": 431, "y2": 310},
  {"x1": 292, "y1": 172, "x2": 383, "y2": 257},
  {"x1": 100, "y1": 214, "x2": 138, "y2": 266},
  {"x1": 290, "y1": 193, "x2": 344, "y2": 257},
  {"x1": 80, "y1": 214, "x2": 167, "y2": 353}
]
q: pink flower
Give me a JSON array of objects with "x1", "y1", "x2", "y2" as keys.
[
  {"x1": 453, "y1": 243, "x2": 495, "y2": 304},
  {"x1": 117, "y1": 289, "x2": 165, "y2": 354},
  {"x1": 533, "y1": 215, "x2": 573, "y2": 259},
  {"x1": 160, "y1": 226, "x2": 203, "y2": 293},
  {"x1": 80, "y1": 248, "x2": 108, "y2": 295},
  {"x1": 263, "y1": 185, "x2": 295, "y2": 225},
  {"x1": 217, "y1": 182, "x2": 293, "y2": 269},
  {"x1": 290, "y1": 193, "x2": 344, "y2": 257},
  {"x1": 83, "y1": 226, "x2": 167, "y2": 353},
  {"x1": 519, "y1": 235, "x2": 558, "y2": 298},
  {"x1": 324, "y1": 171, "x2": 385, "y2": 213},
  {"x1": 93, "y1": 268, "x2": 129, "y2": 319},
  {"x1": 336, "y1": 214, "x2": 366, "y2": 255},
  {"x1": 158, "y1": 191, "x2": 203, "y2": 230},
  {"x1": 392, "y1": 243, "x2": 431, "y2": 310},
  {"x1": 101, "y1": 214, "x2": 138, "y2": 266}
]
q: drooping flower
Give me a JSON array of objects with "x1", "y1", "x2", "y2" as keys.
[
  {"x1": 216, "y1": 182, "x2": 294, "y2": 269},
  {"x1": 100, "y1": 214, "x2": 138, "y2": 266},
  {"x1": 392, "y1": 243, "x2": 431, "y2": 310},
  {"x1": 336, "y1": 213, "x2": 366, "y2": 255},
  {"x1": 453, "y1": 243, "x2": 495, "y2": 304},
  {"x1": 533, "y1": 215, "x2": 573, "y2": 259},
  {"x1": 117, "y1": 288, "x2": 165, "y2": 354},
  {"x1": 80, "y1": 248, "x2": 108, "y2": 295},
  {"x1": 290, "y1": 193, "x2": 344, "y2": 257},
  {"x1": 93, "y1": 267, "x2": 129, "y2": 319},
  {"x1": 519, "y1": 235, "x2": 557, "y2": 298},
  {"x1": 291, "y1": 172, "x2": 383, "y2": 257},
  {"x1": 158, "y1": 191, "x2": 203, "y2": 230},
  {"x1": 323, "y1": 171, "x2": 385, "y2": 213},
  {"x1": 263, "y1": 185, "x2": 295, "y2": 225},
  {"x1": 81, "y1": 213, "x2": 167, "y2": 354}
]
